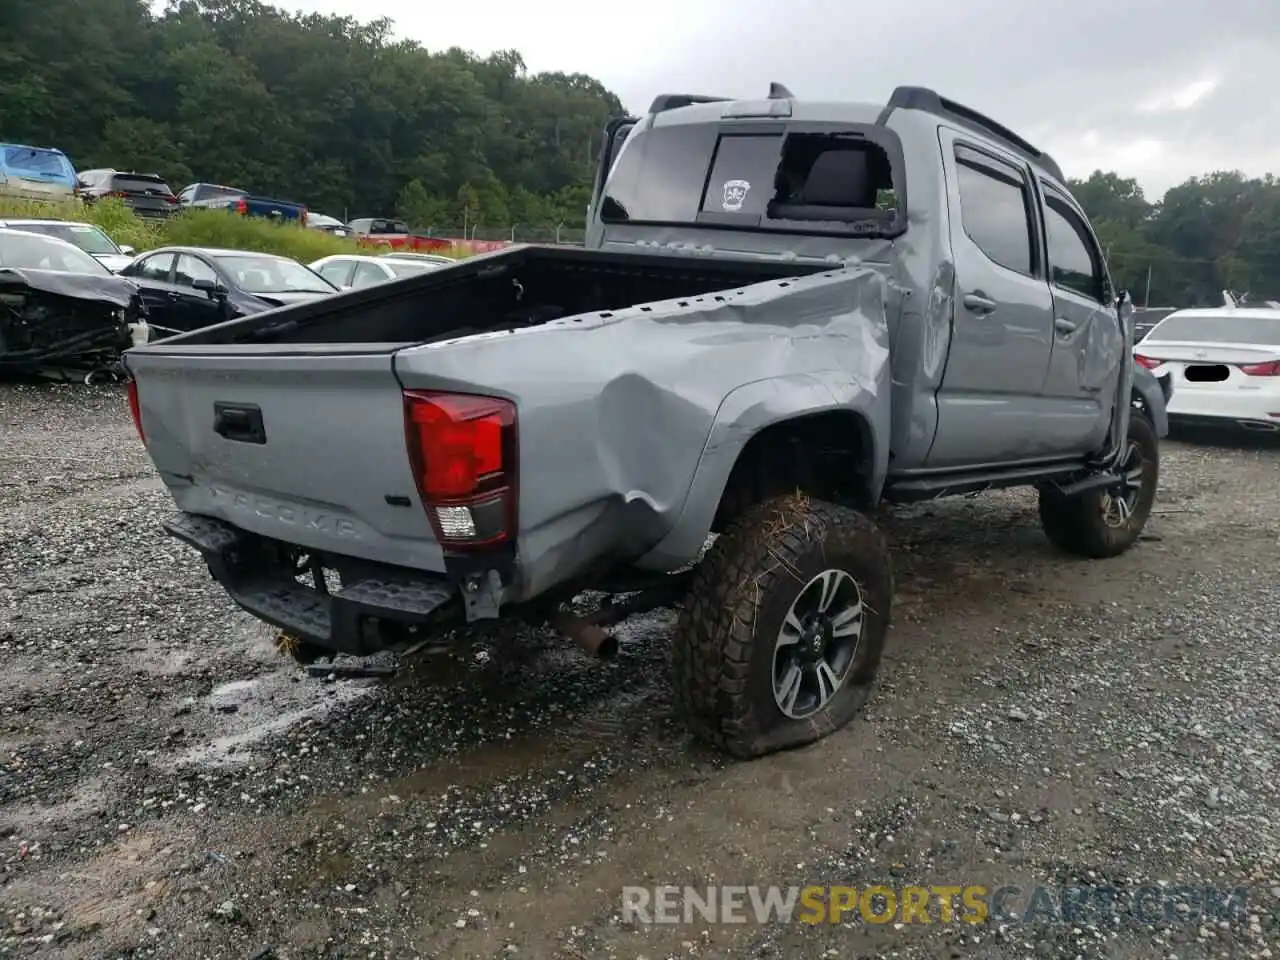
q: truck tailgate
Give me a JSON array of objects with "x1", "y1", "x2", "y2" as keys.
[{"x1": 124, "y1": 346, "x2": 445, "y2": 571}]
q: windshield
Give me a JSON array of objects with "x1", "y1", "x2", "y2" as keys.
[
  {"x1": 599, "y1": 120, "x2": 903, "y2": 237},
  {"x1": 384, "y1": 261, "x2": 439, "y2": 278},
  {"x1": 0, "y1": 231, "x2": 111, "y2": 274},
  {"x1": 213, "y1": 254, "x2": 336, "y2": 294},
  {"x1": 6, "y1": 222, "x2": 122, "y2": 256},
  {"x1": 1, "y1": 145, "x2": 76, "y2": 183},
  {"x1": 1146, "y1": 314, "x2": 1280, "y2": 346}
]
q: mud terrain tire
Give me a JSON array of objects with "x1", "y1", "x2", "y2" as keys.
[
  {"x1": 671, "y1": 494, "x2": 893, "y2": 759},
  {"x1": 1038, "y1": 409, "x2": 1159, "y2": 559}
]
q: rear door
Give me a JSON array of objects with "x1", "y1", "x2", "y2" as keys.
[
  {"x1": 351, "y1": 261, "x2": 390, "y2": 289},
  {"x1": 124, "y1": 252, "x2": 185, "y2": 332},
  {"x1": 315, "y1": 258, "x2": 356, "y2": 289},
  {"x1": 928, "y1": 129, "x2": 1056, "y2": 466},
  {"x1": 1036, "y1": 179, "x2": 1119, "y2": 453}
]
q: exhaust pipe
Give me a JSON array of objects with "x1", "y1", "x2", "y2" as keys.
[
  {"x1": 1237, "y1": 420, "x2": 1280, "y2": 432},
  {"x1": 550, "y1": 611, "x2": 619, "y2": 660}
]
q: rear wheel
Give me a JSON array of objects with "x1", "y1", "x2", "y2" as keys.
[
  {"x1": 670, "y1": 494, "x2": 893, "y2": 759},
  {"x1": 1038, "y1": 410, "x2": 1159, "y2": 558}
]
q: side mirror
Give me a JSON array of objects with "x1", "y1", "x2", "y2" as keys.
[
  {"x1": 192, "y1": 277, "x2": 226, "y2": 297},
  {"x1": 119, "y1": 244, "x2": 135, "y2": 256}
]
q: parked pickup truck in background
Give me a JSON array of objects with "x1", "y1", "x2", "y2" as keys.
[
  {"x1": 177, "y1": 182, "x2": 308, "y2": 224},
  {"x1": 346, "y1": 218, "x2": 450, "y2": 254},
  {"x1": 124, "y1": 83, "x2": 1173, "y2": 761}
]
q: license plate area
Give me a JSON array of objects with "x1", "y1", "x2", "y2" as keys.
[{"x1": 1184, "y1": 364, "x2": 1229, "y2": 383}]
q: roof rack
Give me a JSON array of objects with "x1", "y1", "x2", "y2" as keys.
[
  {"x1": 880, "y1": 86, "x2": 1065, "y2": 183},
  {"x1": 647, "y1": 93, "x2": 733, "y2": 114}
]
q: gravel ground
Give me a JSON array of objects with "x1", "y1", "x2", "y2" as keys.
[{"x1": 1, "y1": 381, "x2": 1278, "y2": 960}]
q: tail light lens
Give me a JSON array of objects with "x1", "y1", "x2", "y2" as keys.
[
  {"x1": 1239, "y1": 360, "x2": 1280, "y2": 376},
  {"x1": 403, "y1": 391, "x2": 517, "y2": 550},
  {"x1": 1133, "y1": 354, "x2": 1163, "y2": 370},
  {"x1": 127, "y1": 379, "x2": 145, "y2": 445}
]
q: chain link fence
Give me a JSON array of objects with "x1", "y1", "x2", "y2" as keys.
[{"x1": 416, "y1": 224, "x2": 586, "y2": 246}]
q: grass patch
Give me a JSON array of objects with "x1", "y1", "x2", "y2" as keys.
[{"x1": 0, "y1": 196, "x2": 465, "y2": 263}]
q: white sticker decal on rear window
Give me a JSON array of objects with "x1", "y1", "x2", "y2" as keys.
[{"x1": 721, "y1": 179, "x2": 750, "y2": 212}]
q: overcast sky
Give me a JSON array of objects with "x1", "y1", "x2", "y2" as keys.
[{"x1": 281, "y1": 0, "x2": 1278, "y2": 199}]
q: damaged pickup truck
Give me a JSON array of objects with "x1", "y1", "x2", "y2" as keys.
[
  {"x1": 123, "y1": 84, "x2": 1173, "y2": 759},
  {"x1": 0, "y1": 227, "x2": 144, "y2": 379}
]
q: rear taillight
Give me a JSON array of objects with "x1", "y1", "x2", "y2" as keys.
[
  {"x1": 234, "y1": 198, "x2": 248, "y2": 215},
  {"x1": 127, "y1": 379, "x2": 145, "y2": 444},
  {"x1": 1133, "y1": 354, "x2": 1162, "y2": 369},
  {"x1": 403, "y1": 391, "x2": 517, "y2": 550},
  {"x1": 1239, "y1": 360, "x2": 1280, "y2": 376}
]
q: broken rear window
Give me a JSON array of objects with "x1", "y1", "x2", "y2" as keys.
[{"x1": 601, "y1": 122, "x2": 904, "y2": 237}]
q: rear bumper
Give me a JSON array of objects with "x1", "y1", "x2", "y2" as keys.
[
  {"x1": 163, "y1": 511, "x2": 458, "y2": 655},
  {"x1": 1167, "y1": 389, "x2": 1280, "y2": 430},
  {"x1": 1168, "y1": 413, "x2": 1280, "y2": 432}
]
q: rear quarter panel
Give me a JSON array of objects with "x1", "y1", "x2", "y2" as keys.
[{"x1": 393, "y1": 263, "x2": 892, "y2": 594}]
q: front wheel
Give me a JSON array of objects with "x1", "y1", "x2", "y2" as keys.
[
  {"x1": 670, "y1": 494, "x2": 893, "y2": 760},
  {"x1": 1038, "y1": 409, "x2": 1159, "y2": 558}
]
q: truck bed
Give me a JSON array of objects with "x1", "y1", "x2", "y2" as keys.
[
  {"x1": 157, "y1": 245, "x2": 828, "y2": 347},
  {"x1": 123, "y1": 246, "x2": 889, "y2": 650}
]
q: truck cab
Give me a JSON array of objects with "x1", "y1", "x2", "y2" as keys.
[{"x1": 583, "y1": 85, "x2": 1168, "y2": 486}]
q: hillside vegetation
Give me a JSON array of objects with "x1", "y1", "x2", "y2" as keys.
[
  {"x1": 1, "y1": 0, "x2": 1276, "y2": 302},
  {"x1": 0, "y1": 0, "x2": 621, "y2": 233}
]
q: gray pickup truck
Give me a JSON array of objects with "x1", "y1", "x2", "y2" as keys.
[{"x1": 123, "y1": 84, "x2": 1172, "y2": 759}]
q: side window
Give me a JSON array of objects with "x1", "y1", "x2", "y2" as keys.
[
  {"x1": 351, "y1": 261, "x2": 388, "y2": 288},
  {"x1": 174, "y1": 254, "x2": 218, "y2": 287},
  {"x1": 1041, "y1": 187, "x2": 1106, "y2": 302},
  {"x1": 317, "y1": 260, "x2": 353, "y2": 286},
  {"x1": 953, "y1": 145, "x2": 1036, "y2": 277},
  {"x1": 132, "y1": 253, "x2": 174, "y2": 281}
]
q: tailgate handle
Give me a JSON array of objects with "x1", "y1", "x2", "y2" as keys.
[{"x1": 213, "y1": 402, "x2": 266, "y2": 444}]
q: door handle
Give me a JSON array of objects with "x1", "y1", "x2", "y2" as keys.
[
  {"x1": 962, "y1": 292, "x2": 997, "y2": 314},
  {"x1": 1055, "y1": 317, "x2": 1078, "y2": 335}
]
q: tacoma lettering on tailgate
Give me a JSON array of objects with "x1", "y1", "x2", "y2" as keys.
[{"x1": 209, "y1": 486, "x2": 360, "y2": 538}]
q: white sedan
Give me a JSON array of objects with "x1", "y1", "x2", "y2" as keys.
[
  {"x1": 1134, "y1": 306, "x2": 1280, "y2": 433},
  {"x1": 308, "y1": 254, "x2": 443, "y2": 291}
]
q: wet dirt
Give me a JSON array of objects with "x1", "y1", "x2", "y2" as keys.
[{"x1": 1, "y1": 385, "x2": 1278, "y2": 959}]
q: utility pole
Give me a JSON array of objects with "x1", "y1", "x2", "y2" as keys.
[{"x1": 1144, "y1": 265, "x2": 1152, "y2": 307}]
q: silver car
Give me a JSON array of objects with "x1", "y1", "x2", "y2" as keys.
[
  {"x1": 0, "y1": 218, "x2": 136, "y2": 272},
  {"x1": 308, "y1": 254, "x2": 444, "y2": 290}
]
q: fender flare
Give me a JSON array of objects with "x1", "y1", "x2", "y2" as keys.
[
  {"x1": 633, "y1": 371, "x2": 889, "y2": 571},
  {"x1": 1130, "y1": 365, "x2": 1170, "y2": 438}
]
